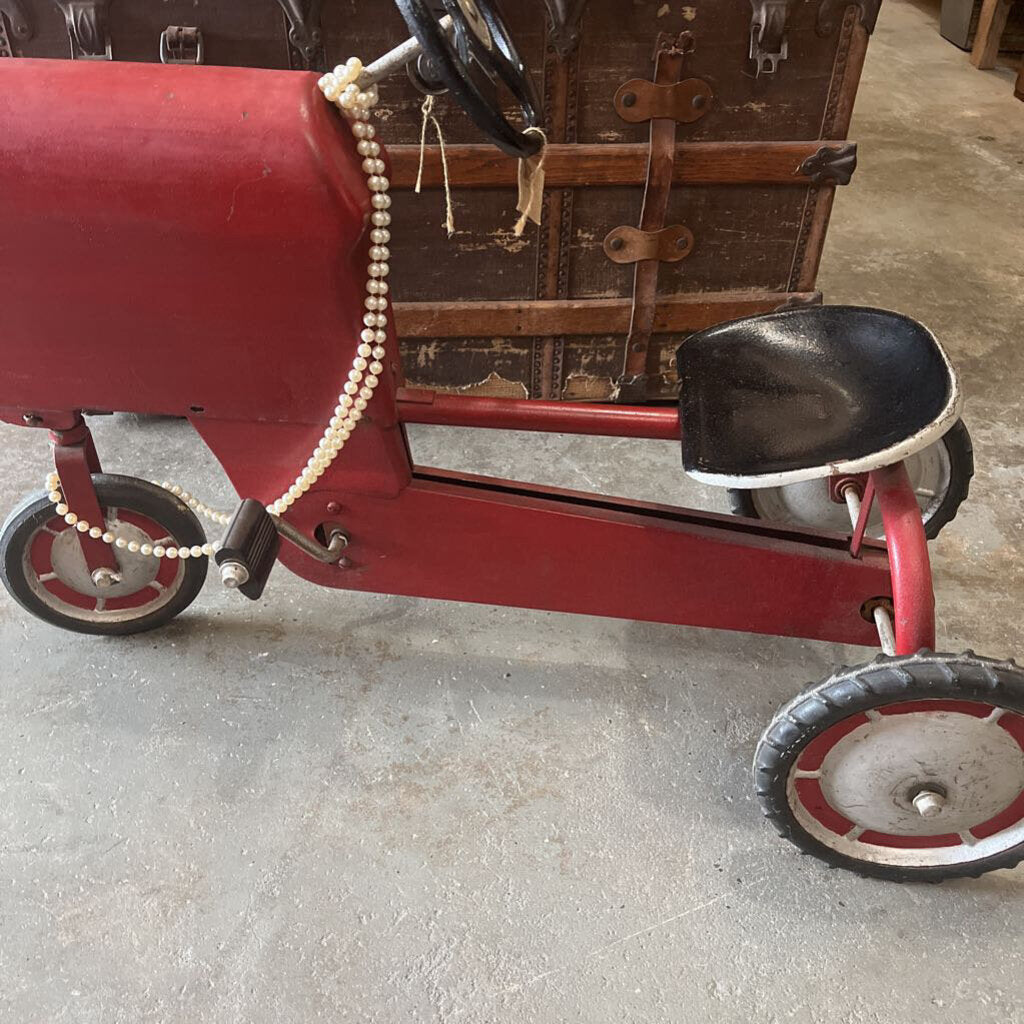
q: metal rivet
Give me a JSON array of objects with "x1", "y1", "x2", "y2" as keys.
[
  {"x1": 22, "y1": 414, "x2": 42, "y2": 426},
  {"x1": 622, "y1": 92, "x2": 637, "y2": 108},
  {"x1": 691, "y1": 93, "x2": 707, "y2": 110},
  {"x1": 632, "y1": 342, "x2": 645, "y2": 353},
  {"x1": 608, "y1": 236, "x2": 625, "y2": 251},
  {"x1": 676, "y1": 236, "x2": 689, "y2": 250},
  {"x1": 326, "y1": 501, "x2": 342, "y2": 515}
]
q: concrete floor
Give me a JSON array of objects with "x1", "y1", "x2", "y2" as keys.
[{"x1": 2, "y1": 3, "x2": 1024, "y2": 1021}]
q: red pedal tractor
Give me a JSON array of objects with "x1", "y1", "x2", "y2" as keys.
[{"x1": 0, "y1": 0, "x2": 1022, "y2": 882}]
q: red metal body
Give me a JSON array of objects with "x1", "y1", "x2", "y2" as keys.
[
  {"x1": 0, "y1": 59, "x2": 936, "y2": 653},
  {"x1": 0, "y1": 59, "x2": 370, "y2": 424}
]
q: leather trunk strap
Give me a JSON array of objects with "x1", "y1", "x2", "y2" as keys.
[{"x1": 619, "y1": 33, "x2": 692, "y2": 397}]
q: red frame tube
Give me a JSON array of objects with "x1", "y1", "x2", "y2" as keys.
[
  {"x1": 50, "y1": 420, "x2": 120, "y2": 573},
  {"x1": 396, "y1": 388, "x2": 681, "y2": 441},
  {"x1": 871, "y1": 463, "x2": 936, "y2": 654}
]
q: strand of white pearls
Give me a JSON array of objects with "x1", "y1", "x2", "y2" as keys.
[
  {"x1": 44, "y1": 472, "x2": 219, "y2": 561},
  {"x1": 270, "y1": 57, "x2": 389, "y2": 518},
  {"x1": 42, "y1": 56, "x2": 389, "y2": 561}
]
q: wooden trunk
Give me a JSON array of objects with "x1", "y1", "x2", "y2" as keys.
[{"x1": 3, "y1": 0, "x2": 882, "y2": 401}]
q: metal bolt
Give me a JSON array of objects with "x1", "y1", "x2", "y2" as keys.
[
  {"x1": 326, "y1": 501, "x2": 342, "y2": 515},
  {"x1": 622, "y1": 92, "x2": 637, "y2": 108},
  {"x1": 691, "y1": 92, "x2": 707, "y2": 110},
  {"x1": 220, "y1": 561, "x2": 250, "y2": 589},
  {"x1": 676, "y1": 236, "x2": 689, "y2": 251},
  {"x1": 913, "y1": 789, "x2": 946, "y2": 819},
  {"x1": 608, "y1": 236, "x2": 625, "y2": 251},
  {"x1": 22, "y1": 414, "x2": 42, "y2": 426},
  {"x1": 91, "y1": 567, "x2": 122, "y2": 589}
]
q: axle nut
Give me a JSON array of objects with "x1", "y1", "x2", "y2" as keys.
[
  {"x1": 912, "y1": 789, "x2": 946, "y2": 819},
  {"x1": 91, "y1": 567, "x2": 122, "y2": 589}
]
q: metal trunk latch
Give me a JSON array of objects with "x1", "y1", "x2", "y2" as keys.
[
  {"x1": 274, "y1": 0, "x2": 325, "y2": 71},
  {"x1": 160, "y1": 25, "x2": 204, "y2": 65},
  {"x1": 0, "y1": 1, "x2": 32, "y2": 57},
  {"x1": 749, "y1": 0, "x2": 789, "y2": 76},
  {"x1": 541, "y1": 0, "x2": 588, "y2": 57},
  {"x1": 54, "y1": 0, "x2": 111, "y2": 60}
]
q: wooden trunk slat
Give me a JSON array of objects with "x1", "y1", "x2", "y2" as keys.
[
  {"x1": 394, "y1": 291, "x2": 821, "y2": 338},
  {"x1": 388, "y1": 141, "x2": 850, "y2": 189}
]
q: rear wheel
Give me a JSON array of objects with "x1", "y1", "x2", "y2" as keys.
[
  {"x1": 754, "y1": 652, "x2": 1024, "y2": 881},
  {"x1": 0, "y1": 474, "x2": 208, "y2": 636},
  {"x1": 728, "y1": 419, "x2": 973, "y2": 539}
]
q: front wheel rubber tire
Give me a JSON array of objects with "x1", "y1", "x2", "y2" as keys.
[{"x1": 0, "y1": 474, "x2": 208, "y2": 636}]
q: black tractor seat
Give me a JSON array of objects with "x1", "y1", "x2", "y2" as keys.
[{"x1": 676, "y1": 306, "x2": 962, "y2": 488}]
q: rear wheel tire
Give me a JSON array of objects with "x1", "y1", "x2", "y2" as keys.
[
  {"x1": 728, "y1": 419, "x2": 974, "y2": 539},
  {"x1": 754, "y1": 651, "x2": 1024, "y2": 882},
  {"x1": 0, "y1": 474, "x2": 208, "y2": 636}
]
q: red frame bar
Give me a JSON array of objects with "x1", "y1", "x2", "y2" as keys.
[
  {"x1": 193, "y1": 405, "x2": 895, "y2": 649},
  {"x1": 51, "y1": 420, "x2": 119, "y2": 573},
  {"x1": 396, "y1": 388, "x2": 681, "y2": 441},
  {"x1": 871, "y1": 463, "x2": 936, "y2": 654}
]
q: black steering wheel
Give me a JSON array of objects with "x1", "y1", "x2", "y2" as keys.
[{"x1": 393, "y1": 0, "x2": 544, "y2": 159}]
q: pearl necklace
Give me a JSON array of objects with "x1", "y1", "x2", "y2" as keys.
[{"x1": 44, "y1": 57, "x2": 389, "y2": 562}]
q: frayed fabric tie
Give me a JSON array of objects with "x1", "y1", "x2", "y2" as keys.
[
  {"x1": 514, "y1": 127, "x2": 548, "y2": 237},
  {"x1": 415, "y1": 94, "x2": 456, "y2": 238}
]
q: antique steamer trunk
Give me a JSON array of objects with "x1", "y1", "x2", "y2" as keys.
[{"x1": 3, "y1": 0, "x2": 880, "y2": 401}]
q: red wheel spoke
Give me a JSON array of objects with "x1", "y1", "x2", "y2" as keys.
[
  {"x1": 796, "y1": 713, "x2": 869, "y2": 772},
  {"x1": 857, "y1": 830, "x2": 961, "y2": 849},
  {"x1": 878, "y1": 699, "x2": 994, "y2": 718},
  {"x1": 794, "y1": 778, "x2": 856, "y2": 837},
  {"x1": 970, "y1": 790, "x2": 1024, "y2": 841},
  {"x1": 41, "y1": 576, "x2": 95, "y2": 611},
  {"x1": 998, "y1": 712, "x2": 1024, "y2": 751}
]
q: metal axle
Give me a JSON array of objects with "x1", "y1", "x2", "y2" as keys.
[
  {"x1": 912, "y1": 789, "x2": 946, "y2": 818},
  {"x1": 220, "y1": 562, "x2": 250, "y2": 589},
  {"x1": 359, "y1": 15, "x2": 454, "y2": 88},
  {"x1": 272, "y1": 516, "x2": 349, "y2": 565},
  {"x1": 842, "y1": 481, "x2": 897, "y2": 656}
]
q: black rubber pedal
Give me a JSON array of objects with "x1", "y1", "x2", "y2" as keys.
[{"x1": 214, "y1": 499, "x2": 281, "y2": 601}]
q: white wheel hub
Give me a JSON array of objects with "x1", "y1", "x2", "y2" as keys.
[{"x1": 788, "y1": 701, "x2": 1024, "y2": 867}]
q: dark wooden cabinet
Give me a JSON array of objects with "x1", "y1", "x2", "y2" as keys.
[{"x1": 2, "y1": 0, "x2": 882, "y2": 401}]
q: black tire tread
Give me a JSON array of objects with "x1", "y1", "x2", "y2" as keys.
[{"x1": 754, "y1": 651, "x2": 1024, "y2": 882}]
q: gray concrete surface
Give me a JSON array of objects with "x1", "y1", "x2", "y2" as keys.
[{"x1": 2, "y1": 3, "x2": 1024, "y2": 1021}]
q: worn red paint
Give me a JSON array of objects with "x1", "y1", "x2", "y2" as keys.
[{"x1": 871, "y1": 463, "x2": 936, "y2": 654}]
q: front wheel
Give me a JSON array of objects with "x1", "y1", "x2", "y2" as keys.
[
  {"x1": 0, "y1": 474, "x2": 208, "y2": 636},
  {"x1": 754, "y1": 652, "x2": 1024, "y2": 882},
  {"x1": 728, "y1": 419, "x2": 974, "y2": 539}
]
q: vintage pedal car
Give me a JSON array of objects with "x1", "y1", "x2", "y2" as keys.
[{"x1": 0, "y1": 0, "x2": 1021, "y2": 882}]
